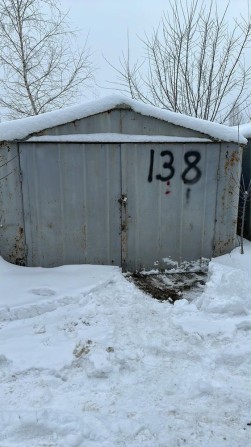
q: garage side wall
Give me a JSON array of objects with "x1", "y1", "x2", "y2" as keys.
[
  {"x1": 0, "y1": 142, "x2": 25, "y2": 264},
  {"x1": 213, "y1": 143, "x2": 242, "y2": 256}
]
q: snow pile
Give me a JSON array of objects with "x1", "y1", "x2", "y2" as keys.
[
  {"x1": 0, "y1": 258, "x2": 118, "y2": 322},
  {"x1": 0, "y1": 94, "x2": 247, "y2": 144},
  {"x1": 196, "y1": 242, "x2": 251, "y2": 314},
  {"x1": 0, "y1": 242, "x2": 250, "y2": 446}
]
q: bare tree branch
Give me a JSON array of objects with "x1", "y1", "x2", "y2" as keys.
[
  {"x1": 0, "y1": 0, "x2": 96, "y2": 119},
  {"x1": 110, "y1": 0, "x2": 251, "y2": 124}
]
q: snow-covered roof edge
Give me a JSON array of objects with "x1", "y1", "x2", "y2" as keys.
[
  {"x1": 0, "y1": 94, "x2": 247, "y2": 144},
  {"x1": 27, "y1": 134, "x2": 213, "y2": 143}
]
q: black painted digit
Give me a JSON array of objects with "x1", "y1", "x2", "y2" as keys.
[
  {"x1": 182, "y1": 151, "x2": 202, "y2": 185},
  {"x1": 156, "y1": 150, "x2": 175, "y2": 182},
  {"x1": 148, "y1": 149, "x2": 155, "y2": 182}
]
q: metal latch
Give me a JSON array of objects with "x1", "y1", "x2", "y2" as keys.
[{"x1": 118, "y1": 194, "x2": 127, "y2": 205}]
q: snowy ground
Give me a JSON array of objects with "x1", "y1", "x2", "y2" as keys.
[{"x1": 0, "y1": 243, "x2": 251, "y2": 447}]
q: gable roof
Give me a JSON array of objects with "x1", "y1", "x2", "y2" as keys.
[{"x1": 0, "y1": 94, "x2": 247, "y2": 144}]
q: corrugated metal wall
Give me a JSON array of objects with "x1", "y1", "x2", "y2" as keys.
[
  {"x1": 20, "y1": 142, "x2": 121, "y2": 267},
  {"x1": 122, "y1": 142, "x2": 219, "y2": 271},
  {"x1": 41, "y1": 109, "x2": 208, "y2": 138},
  {"x1": 0, "y1": 142, "x2": 25, "y2": 265},
  {"x1": 17, "y1": 140, "x2": 241, "y2": 271}
]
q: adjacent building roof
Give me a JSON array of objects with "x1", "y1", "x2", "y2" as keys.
[
  {"x1": 0, "y1": 95, "x2": 247, "y2": 144},
  {"x1": 234, "y1": 123, "x2": 251, "y2": 139}
]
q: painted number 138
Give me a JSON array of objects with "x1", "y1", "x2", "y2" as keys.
[{"x1": 148, "y1": 149, "x2": 202, "y2": 185}]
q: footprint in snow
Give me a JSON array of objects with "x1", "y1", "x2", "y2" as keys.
[{"x1": 29, "y1": 287, "x2": 56, "y2": 297}]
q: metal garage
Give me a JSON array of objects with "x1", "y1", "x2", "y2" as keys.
[{"x1": 0, "y1": 95, "x2": 246, "y2": 271}]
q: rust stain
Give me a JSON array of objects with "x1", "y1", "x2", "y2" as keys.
[
  {"x1": 224, "y1": 150, "x2": 240, "y2": 172},
  {"x1": 213, "y1": 237, "x2": 235, "y2": 256},
  {"x1": 9, "y1": 226, "x2": 26, "y2": 265}
]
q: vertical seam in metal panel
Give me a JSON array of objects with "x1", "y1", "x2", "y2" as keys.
[
  {"x1": 201, "y1": 144, "x2": 208, "y2": 256},
  {"x1": 213, "y1": 143, "x2": 222, "y2": 255},
  {"x1": 105, "y1": 143, "x2": 110, "y2": 262},
  {"x1": 119, "y1": 142, "x2": 123, "y2": 269},
  {"x1": 120, "y1": 105, "x2": 125, "y2": 268},
  {"x1": 27, "y1": 142, "x2": 39, "y2": 265},
  {"x1": 133, "y1": 144, "x2": 137, "y2": 268},
  {"x1": 135, "y1": 144, "x2": 139, "y2": 269},
  {"x1": 25, "y1": 142, "x2": 39, "y2": 265},
  {"x1": 34, "y1": 144, "x2": 42, "y2": 265},
  {"x1": 158, "y1": 150, "x2": 162, "y2": 265},
  {"x1": 58, "y1": 144, "x2": 65, "y2": 264},
  {"x1": 120, "y1": 142, "x2": 128, "y2": 271},
  {"x1": 120, "y1": 108, "x2": 126, "y2": 269},
  {"x1": 82, "y1": 144, "x2": 87, "y2": 263},
  {"x1": 179, "y1": 144, "x2": 185, "y2": 263},
  {"x1": 17, "y1": 143, "x2": 28, "y2": 265}
]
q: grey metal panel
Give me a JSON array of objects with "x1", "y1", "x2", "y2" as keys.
[
  {"x1": 120, "y1": 109, "x2": 207, "y2": 138},
  {"x1": 41, "y1": 109, "x2": 209, "y2": 139},
  {"x1": 20, "y1": 142, "x2": 121, "y2": 267},
  {"x1": 177, "y1": 143, "x2": 219, "y2": 261},
  {"x1": 0, "y1": 142, "x2": 25, "y2": 264},
  {"x1": 213, "y1": 143, "x2": 242, "y2": 256},
  {"x1": 16, "y1": 138, "x2": 241, "y2": 271},
  {"x1": 122, "y1": 143, "x2": 220, "y2": 272}
]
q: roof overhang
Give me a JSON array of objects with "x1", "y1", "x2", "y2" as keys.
[{"x1": 0, "y1": 95, "x2": 247, "y2": 145}]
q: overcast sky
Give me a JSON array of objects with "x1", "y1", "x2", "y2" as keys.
[{"x1": 60, "y1": 0, "x2": 251, "y2": 99}]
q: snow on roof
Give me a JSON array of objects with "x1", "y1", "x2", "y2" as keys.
[
  {"x1": 0, "y1": 94, "x2": 247, "y2": 144},
  {"x1": 27, "y1": 134, "x2": 212, "y2": 143},
  {"x1": 234, "y1": 123, "x2": 251, "y2": 139}
]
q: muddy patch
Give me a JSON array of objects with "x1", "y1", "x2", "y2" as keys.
[{"x1": 129, "y1": 271, "x2": 208, "y2": 303}]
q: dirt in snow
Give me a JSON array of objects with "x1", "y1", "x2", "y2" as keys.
[{"x1": 129, "y1": 271, "x2": 208, "y2": 303}]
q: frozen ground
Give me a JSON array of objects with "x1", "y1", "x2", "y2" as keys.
[{"x1": 0, "y1": 242, "x2": 251, "y2": 447}]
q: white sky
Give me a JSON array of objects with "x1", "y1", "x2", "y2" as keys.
[{"x1": 60, "y1": 0, "x2": 251, "y2": 99}]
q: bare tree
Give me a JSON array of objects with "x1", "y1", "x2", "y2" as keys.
[
  {"x1": 111, "y1": 0, "x2": 251, "y2": 124},
  {"x1": 228, "y1": 105, "x2": 244, "y2": 127},
  {"x1": 0, "y1": 0, "x2": 95, "y2": 119}
]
